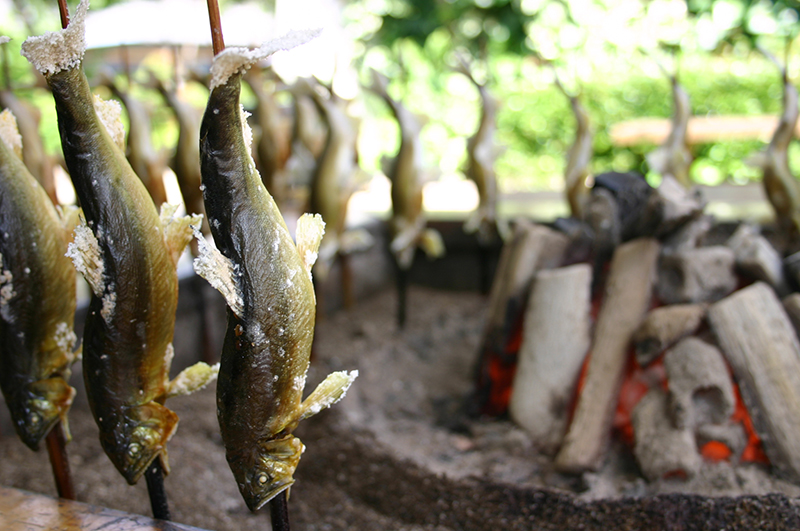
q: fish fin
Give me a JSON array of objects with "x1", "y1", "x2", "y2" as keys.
[
  {"x1": 340, "y1": 228, "x2": 374, "y2": 255},
  {"x1": 420, "y1": 228, "x2": 445, "y2": 260},
  {"x1": 0, "y1": 109, "x2": 23, "y2": 159},
  {"x1": 160, "y1": 204, "x2": 203, "y2": 267},
  {"x1": 192, "y1": 228, "x2": 243, "y2": 317},
  {"x1": 92, "y1": 95, "x2": 126, "y2": 150},
  {"x1": 66, "y1": 214, "x2": 105, "y2": 297},
  {"x1": 166, "y1": 362, "x2": 220, "y2": 398},
  {"x1": 295, "y1": 213, "x2": 325, "y2": 276},
  {"x1": 296, "y1": 370, "x2": 358, "y2": 423}
]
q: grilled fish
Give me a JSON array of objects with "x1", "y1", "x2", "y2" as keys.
[
  {"x1": 551, "y1": 71, "x2": 593, "y2": 220},
  {"x1": 243, "y1": 68, "x2": 291, "y2": 206},
  {"x1": 194, "y1": 36, "x2": 356, "y2": 511},
  {"x1": 0, "y1": 108, "x2": 78, "y2": 451},
  {"x1": 646, "y1": 70, "x2": 693, "y2": 188},
  {"x1": 747, "y1": 49, "x2": 800, "y2": 244},
  {"x1": 21, "y1": 0, "x2": 217, "y2": 485},
  {"x1": 370, "y1": 69, "x2": 443, "y2": 269},
  {"x1": 459, "y1": 65, "x2": 504, "y2": 243}
]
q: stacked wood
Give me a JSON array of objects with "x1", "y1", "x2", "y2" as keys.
[
  {"x1": 708, "y1": 282, "x2": 800, "y2": 482},
  {"x1": 555, "y1": 238, "x2": 660, "y2": 472},
  {"x1": 509, "y1": 264, "x2": 592, "y2": 455},
  {"x1": 663, "y1": 337, "x2": 735, "y2": 430},
  {"x1": 632, "y1": 304, "x2": 707, "y2": 366},
  {"x1": 472, "y1": 221, "x2": 569, "y2": 416},
  {"x1": 632, "y1": 389, "x2": 701, "y2": 481},
  {"x1": 657, "y1": 246, "x2": 737, "y2": 304},
  {"x1": 726, "y1": 224, "x2": 789, "y2": 295}
]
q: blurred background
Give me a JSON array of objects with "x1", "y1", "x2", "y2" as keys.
[{"x1": 1, "y1": 0, "x2": 798, "y2": 221}]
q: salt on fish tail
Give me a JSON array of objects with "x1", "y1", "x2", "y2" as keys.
[
  {"x1": 20, "y1": 0, "x2": 88, "y2": 76},
  {"x1": 160, "y1": 203, "x2": 203, "y2": 267},
  {"x1": 166, "y1": 362, "x2": 220, "y2": 399},
  {"x1": 66, "y1": 214, "x2": 104, "y2": 298},
  {"x1": 295, "y1": 212, "x2": 325, "y2": 277},
  {"x1": 192, "y1": 227, "x2": 243, "y2": 317},
  {"x1": 296, "y1": 370, "x2": 358, "y2": 423}
]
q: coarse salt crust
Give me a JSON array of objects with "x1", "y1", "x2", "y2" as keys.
[
  {"x1": 209, "y1": 28, "x2": 321, "y2": 90},
  {"x1": 192, "y1": 228, "x2": 243, "y2": 317},
  {"x1": 93, "y1": 95, "x2": 126, "y2": 149},
  {"x1": 20, "y1": 0, "x2": 89, "y2": 76},
  {"x1": 66, "y1": 217, "x2": 104, "y2": 297},
  {"x1": 0, "y1": 109, "x2": 23, "y2": 159}
]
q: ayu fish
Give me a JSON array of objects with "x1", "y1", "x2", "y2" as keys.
[
  {"x1": 0, "y1": 107, "x2": 79, "y2": 451},
  {"x1": 152, "y1": 74, "x2": 208, "y2": 237},
  {"x1": 305, "y1": 79, "x2": 371, "y2": 279},
  {"x1": 552, "y1": 70, "x2": 593, "y2": 220},
  {"x1": 459, "y1": 63, "x2": 504, "y2": 243},
  {"x1": 370, "y1": 69, "x2": 443, "y2": 269},
  {"x1": 243, "y1": 67, "x2": 292, "y2": 206},
  {"x1": 646, "y1": 66, "x2": 693, "y2": 189},
  {"x1": 101, "y1": 74, "x2": 169, "y2": 207},
  {"x1": 21, "y1": 0, "x2": 217, "y2": 485},
  {"x1": 194, "y1": 35, "x2": 357, "y2": 511},
  {"x1": 747, "y1": 48, "x2": 800, "y2": 245}
]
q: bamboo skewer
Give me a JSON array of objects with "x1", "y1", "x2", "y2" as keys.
[{"x1": 44, "y1": 422, "x2": 75, "y2": 500}]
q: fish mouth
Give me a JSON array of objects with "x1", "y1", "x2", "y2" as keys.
[{"x1": 244, "y1": 476, "x2": 295, "y2": 512}]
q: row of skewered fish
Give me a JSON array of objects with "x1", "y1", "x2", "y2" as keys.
[{"x1": 0, "y1": 0, "x2": 357, "y2": 513}]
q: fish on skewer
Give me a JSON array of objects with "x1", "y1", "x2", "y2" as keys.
[
  {"x1": 150, "y1": 73, "x2": 208, "y2": 238},
  {"x1": 550, "y1": 69, "x2": 593, "y2": 220},
  {"x1": 21, "y1": 0, "x2": 218, "y2": 485},
  {"x1": 747, "y1": 47, "x2": 800, "y2": 247},
  {"x1": 369, "y1": 69, "x2": 443, "y2": 269},
  {"x1": 303, "y1": 78, "x2": 372, "y2": 280},
  {"x1": 0, "y1": 88, "x2": 58, "y2": 206},
  {"x1": 193, "y1": 33, "x2": 357, "y2": 511},
  {"x1": 99, "y1": 72, "x2": 169, "y2": 207},
  {"x1": 457, "y1": 61, "x2": 505, "y2": 244},
  {"x1": 0, "y1": 107, "x2": 79, "y2": 451},
  {"x1": 646, "y1": 61, "x2": 693, "y2": 189},
  {"x1": 243, "y1": 67, "x2": 292, "y2": 207}
]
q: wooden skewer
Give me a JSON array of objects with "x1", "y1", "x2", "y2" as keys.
[
  {"x1": 44, "y1": 422, "x2": 75, "y2": 500},
  {"x1": 144, "y1": 458, "x2": 171, "y2": 521},
  {"x1": 57, "y1": 0, "x2": 70, "y2": 29},
  {"x1": 270, "y1": 490, "x2": 291, "y2": 531},
  {"x1": 206, "y1": 0, "x2": 225, "y2": 55}
]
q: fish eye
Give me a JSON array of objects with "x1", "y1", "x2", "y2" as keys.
[
  {"x1": 28, "y1": 412, "x2": 41, "y2": 426},
  {"x1": 128, "y1": 443, "x2": 141, "y2": 457},
  {"x1": 257, "y1": 473, "x2": 268, "y2": 485}
]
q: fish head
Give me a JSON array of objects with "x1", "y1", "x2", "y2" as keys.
[
  {"x1": 229, "y1": 434, "x2": 304, "y2": 512},
  {"x1": 10, "y1": 377, "x2": 75, "y2": 450},
  {"x1": 99, "y1": 402, "x2": 178, "y2": 485}
]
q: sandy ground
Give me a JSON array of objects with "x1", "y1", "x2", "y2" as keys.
[{"x1": 2, "y1": 286, "x2": 800, "y2": 530}]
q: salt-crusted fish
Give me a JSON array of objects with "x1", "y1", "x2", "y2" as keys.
[
  {"x1": 370, "y1": 69, "x2": 443, "y2": 269},
  {"x1": 0, "y1": 107, "x2": 79, "y2": 451},
  {"x1": 551, "y1": 70, "x2": 593, "y2": 220},
  {"x1": 194, "y1": 34, "x2": 357, "y2": 511},
  {"x1": 646, "y1": 65, "x2": 693, "y2": 189},
  {"x1": 458, "y1": 63, "x2": 504, "y2": 243},
  {"x1": 21, "y1": 0, "x2": 218, "y2": 485},
  {"x1": 747, "y1": 48, "x2": 800, "y2": 244}
]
